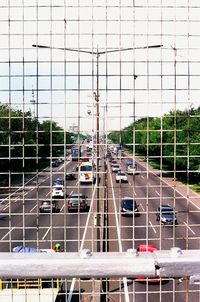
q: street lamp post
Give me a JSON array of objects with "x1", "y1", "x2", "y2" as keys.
[{"x1": 32, "y1": 43, "x2": 162, "y2": 253}]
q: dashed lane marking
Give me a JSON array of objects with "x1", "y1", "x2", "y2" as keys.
[
  {"x1": 140, "y1": 203, "x2": 145, "y2": 212},
  {"x1": 42, "y1": 227, "x2": 51, "y2": 240},
  {"x1": 1, "y1": 227, "x2": 15, "y2": 240},
  {"x1": 149, "y1": 221, "x2": 157, "y2": 233},
  {"x1": 184, "y1": 222, "x2": 196, "y2": 235},
  {"x1": 155, "y1": 190, "x2": 160, "y2": 196},
  {"x1": 30, "y1": 204, "x2": 37, "y2": 212}
]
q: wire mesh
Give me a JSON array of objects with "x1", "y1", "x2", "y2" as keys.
[{"x1": 0, "y1": 0, "x2": 200, "y2": 301}]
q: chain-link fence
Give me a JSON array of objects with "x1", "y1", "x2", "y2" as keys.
[{"x1": 0, "y1": 1, "x2": 200, "y2": 301}]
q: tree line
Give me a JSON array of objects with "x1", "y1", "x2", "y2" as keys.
[
  {"x1": 0, "y1": 103, "x2": 76, "y2": 184},
  {"x1": 109, "y1": 107, "x2": 200, "y2": 181}
]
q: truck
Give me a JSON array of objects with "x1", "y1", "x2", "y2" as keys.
[
  {"x1": 71, "y1": 146, "x2": 81, "y2": 161},
  {"x1": 114, "y1": 145, "x2": 124, "y2": 158}
]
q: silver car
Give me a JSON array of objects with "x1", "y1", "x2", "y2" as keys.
[{"x1": 67, "y1": 193, "x2": 88, "y2": 212}]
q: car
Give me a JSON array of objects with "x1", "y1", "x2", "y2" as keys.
[
  {"x1": 116, "y1": 171, "x2": 128, "y2": 183},
  {"x1": 65, "y1": 172, "x2": 76, "y2": 180},
  {"x1": 51, "y1": 160, "x2": 59, "y2": 167},
  {"x1": 53, "y1": 178, "x2": 64, "y2": 186},
  {"x1": 86, "y1": 149, "x2": 92, "y2": 156},
  {"x1": 156, "y1": 205, "x2": 177, "y2": 225},
  {"x1": 109, "y1": 156, "x2": 115, "y2": 162},
  {"x1": 67, "y1": 193, "x2": 88, "y2": 211},
  {"x1": 111, "y1": 159, "x2": 117, "y2": 166},
  {"x1": 126, "y1": 160, "x2": 134, "y2": 167},
  {"x1": 106, "y1": 150, "x2": 112, "y2": 157},
  {"x1": 136, "y1": 244, "x2": 161, "y2": 282},
  {"x1": 39, "y1": 200, "x2": 60, "y2": 213},
  {"x1": 121, "y1": 197, "x2": 140, "y2": 216},
  {"x1": 112, "y1": 164, "x2": 120, "y2": 173},
  {"x1": 126, "y1": 163, "x2": 137, "y2": 175},
  {"x1": 52, "y1": 185, "x2": 64, "y2": 198},
  {"x1": 57, "y1": 157, "x2": 64, "y2": 163}
]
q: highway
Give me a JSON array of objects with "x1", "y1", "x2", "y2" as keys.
[
  {"x1": 0, "y1": 146, "x2": 199, "y2": 301},
  {"x1": 107, "y1": 155, "x2": 200, "y2": 302}
]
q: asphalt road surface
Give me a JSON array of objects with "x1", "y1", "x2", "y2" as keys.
[
  {"x1": 0, "y1": 148, "x2": 199, "y2": 301},
  {"x1": 107, "y1": 155, "x2": 200, "y2": 302}
]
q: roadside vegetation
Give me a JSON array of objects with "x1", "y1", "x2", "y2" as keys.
[
  {"x1": 108, "y1": 107, "x2": 200, "y2": 189},
  {"x1": 0, "y1": 103, "x2": 78, "y2": 185}
]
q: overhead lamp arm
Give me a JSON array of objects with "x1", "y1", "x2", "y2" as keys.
[{"x1": 32, "y1": 44, "x2": 163, "y2": 55}]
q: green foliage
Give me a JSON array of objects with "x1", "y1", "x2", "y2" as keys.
[
  {"x1": 0, "y1": 103, "x2": 75, "y2": 183},
  {"x1": 109, "y1": 107, "x2": 200, "y2": 181}
]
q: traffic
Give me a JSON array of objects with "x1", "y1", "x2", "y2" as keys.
[{"x1": 0, "y1": 138, "x2": 199, "y2": 301}]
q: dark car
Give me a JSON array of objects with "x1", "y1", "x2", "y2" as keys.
[
  {"x1": 65, "y1": 172, "x2": 76, "y2": 180},
  {"x1": 111, "y1": 159, "x2": 117, "y2": 166},
  {"x1": 67, "y1": 193, "x2": 88, "y2": 212},
  {"x1": 106, "y1": 150, "x2": 112, "y2": 157},
  {"x1": 121, "y1": 197, "x2": 140, "y2": 216},
  {"x1": 109, "y1": 156, "x2": 115, "y2": 162},
  {"x1": 51, "y1": 160, "x2": 59, "y2": 167},
  {"x1": 39, "y1": 200, "x2": 60, "y2": 213},
  {"x1": 156, "y1": 205, "x2": 177, "y2": 225},
  {"x1": 53, "y1": 178, "x2": 64, "y2": 186}
]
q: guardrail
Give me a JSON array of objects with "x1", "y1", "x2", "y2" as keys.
[{"x1": 0, "y1": 248, "x2": 200, "y2": 285}]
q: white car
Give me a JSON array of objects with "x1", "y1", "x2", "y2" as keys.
[
  {"x1": 52, "y1": 185, "x2": 64, "y2": 198},
  {"x1": 112, "y1": 164, "x2": 120, "y2": 173},
  {"x1": 116, "y1": 171, "x2": 128, "y2": 183},
  {"x1": 126, "y1": 164, "x2": 137, "y2": 175}
]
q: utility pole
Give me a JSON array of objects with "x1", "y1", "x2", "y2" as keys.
[
  {"x1": 32, "y1": 43, "x2": 162, "y2": 254},
  {"x1": 94, "y1": 49, "x2": 101, "y2": 252}
]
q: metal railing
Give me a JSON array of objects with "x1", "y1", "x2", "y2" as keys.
[{"x1": 0, "y1": 248, "x2": 200, "y2": 285}]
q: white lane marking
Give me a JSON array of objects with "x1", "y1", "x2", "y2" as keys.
[
  {"x1": 0, "y1": 166, "x2": 50, "y2": 205},
  {"x1": 0, "y1": 159, "x2": 71, "y2": 205},
  {"x1": 141, "y1": 175, "x2": 145, "y2": 179},
  {"x1": 30, "y1": 204, "x2": 37, "y2": 212},
  {"x1": 184, "y1": 222, "x2": 196, "y2": 235},
  {"x1": 3, "y1": 204, "x2": 10, "y2": 211},
  {"x1": 60, "y1": 204, "x2": 65, "y2": 212},
  {"x1": 58, "y1": 164, "x2": 65, "y2": 171},
  {"x1": 42, "y1": 227, "x2": 51, "y2": 240},
  {"x1": 149, "y1": 221, "x2": 157, "y2": 234},
  {"x1": 149, "y1": 169, "x2": 200, "y2": 210},
  {"x1": 109, "y1": 166, "x2": 122, "y2": 251},
  {"x1": 1, "y1": 227, "x2": 15, "y2": 240},
  {"x1": 14, "y1": 196, "x2": 20, "y2": 203},
  {"x1": 68, "y1": 182, "x2": 98, "y2": 302},
  {"x1": 140, "y1": 204, "x2": 145, "y2": 212},
  {"x1": 155, "y1": 190, "x2": 160, "y2": 196},
  {"x1": 108, "y1": 164, "x2": 130, "y2": 302},
  {"x1": 46, "y1": 191, "x2": 51, "y2": 197},
  {"x1": 39, "y1": 178, "x2": 48, "y2": 185}
]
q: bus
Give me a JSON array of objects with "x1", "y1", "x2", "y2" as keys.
[{"x1": 79, "y1": 162, "x2": 95, "y2": 183}]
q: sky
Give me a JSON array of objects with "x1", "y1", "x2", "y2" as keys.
[{"x1": 0, "y1": 0, "x2": 200, "y2": 134}]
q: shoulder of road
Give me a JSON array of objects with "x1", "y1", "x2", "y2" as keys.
[{"x1": 134, "y1": 155, "x2": 200, "y2": 209}]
